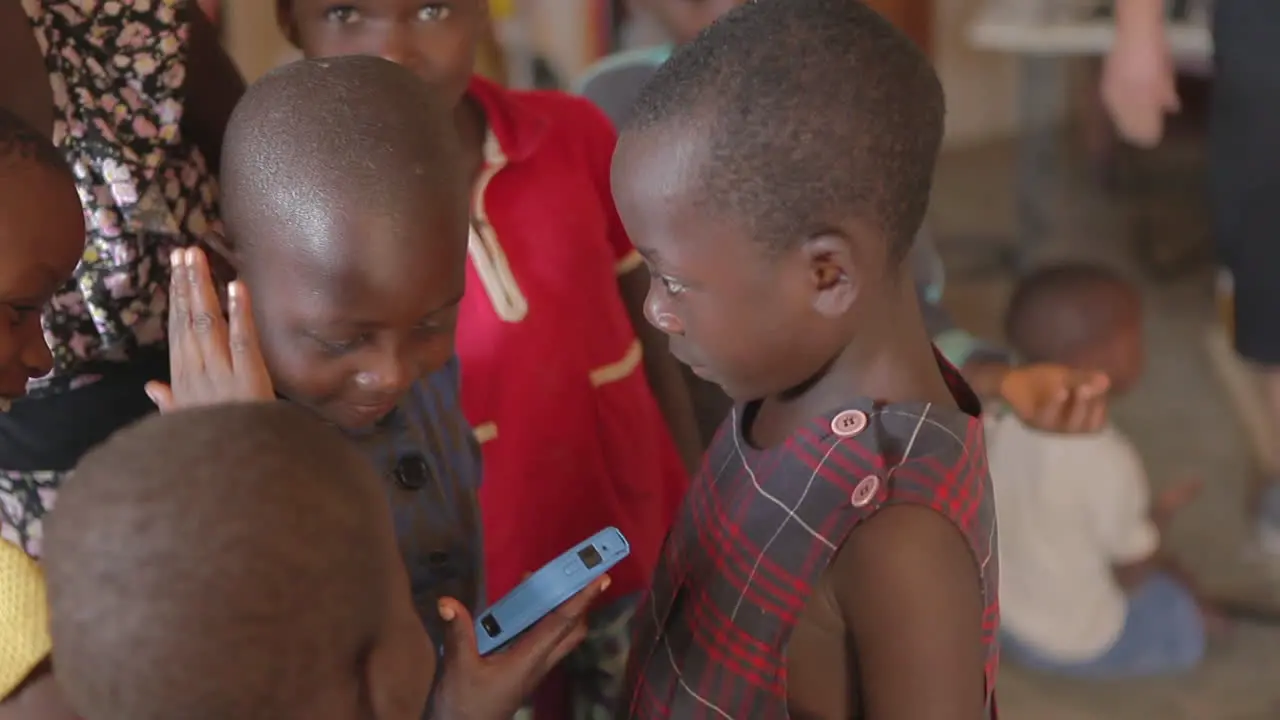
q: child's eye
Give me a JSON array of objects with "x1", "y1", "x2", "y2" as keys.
[
  {"x1": 2, "y1": 305, "x2": 37, "y2": 328},
  {"x1": 413, "y1": 308, "x2": 458, "y2": 336},
  {"x1": 418, "y1": 4, "x2": 450, "y2": 21},
  {"x1": 314, "y1": 333, "x2": 370, "y2": 356},
  {"x1": 660, "y1": 275, "x2": 687, "y2": 296},
  {"x1": 324, "y1": 5, "x2": 361, "y2": 23}
]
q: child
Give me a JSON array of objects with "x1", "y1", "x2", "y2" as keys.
[
  {"x1": 991, "y1": 263, "x2": 1211, "y2": 678},
  {"x1": 0, "y1": 108, "x2": 86, "y2": 719},
  {"x1": 43, "y1": 403, "x2": 435, "y2": 720},
  {"x1": 275, "y1": 3, "x2": 698, "y2": 717},
  {"x1": 0, "y1": 0, "x2": 243, "y2": 557},
  {"x1": 580, "y1": 0, "x2": 1110, "y2": 442},
  {"x1": 141, "y1": 56, "x2": 602, "y2": 720},
  {"x1": 612, "y1": 1, "x2": 998, "y2": 717}
]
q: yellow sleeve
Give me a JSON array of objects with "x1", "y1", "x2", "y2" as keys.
[{"x1": 0, "y1": 541, "x2": 51, "y2": 698}]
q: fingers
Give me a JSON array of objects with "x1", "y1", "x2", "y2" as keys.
[
  {"x1": 183, "y1": 248, "x2": 231, "y2": 364},
  {"x1": 508, "y1": 576, "x2": 609, "y2": 674},
  {"x1": 144, "y1": 381, "x2": 175, "y2": 413},
  {"x1": 438, "y1": 597, "x2": 480, "y2": 670},
  {"x1": 1055, "y1": 371, "x2": 1108, "y2": 433},
  {"x1": 226, "y1": 281, "x2": 268, "y2": 387},
  {"x1": 168, "y1": 248, "x2": 192, "y2": 375},
  {"x1": 540, "y1": 617, "x2": 590, "y2": 669},
  {"x1": 1160, "y1": 477, "x2": 1205, "y2": 509}
]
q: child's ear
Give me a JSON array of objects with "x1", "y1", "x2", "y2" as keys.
[
  {"x1": 275, "y1": 0, "x2": 300, "y2": 48},
  {"x1": 800, "y1": 233, "x2": 859, "y2": 318}
]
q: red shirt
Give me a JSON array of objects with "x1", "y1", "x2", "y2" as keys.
[{"x1": 459, "y1": 77, "x2": 689, "y2": 604}]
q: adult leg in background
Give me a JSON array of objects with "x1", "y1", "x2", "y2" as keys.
[{"x1": 1210, "y1": 0, "x2": 1280, "y2": 552}]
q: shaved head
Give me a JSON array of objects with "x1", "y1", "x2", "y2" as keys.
[
  {"x1": 44, "y1": 403, "x2": 399, "y2": 720},
  {"x1": 216, "y1": 55, "x2": 470, "y2": 430},
  {"x1": 220, "y1": 54, "x2": 467, "y2": 269}
]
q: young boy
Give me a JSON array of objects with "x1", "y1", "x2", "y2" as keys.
[
  {"x1": 275, "y1": 3, "x2": 698, "y2": 717},
  {"x1": 0, "y1": 108, "x2": 85, "y2": 720},
  {"x1": 612, "y1": 1, "x2": 997, "y2": 717},
  {"x1": 143, "y1": 56, "x2": 603, "y2": 720},
  {"x1": 43, "y1": 403, "x2": 435, "y2": 720},
  {"x1": 991, "y1": 263, "x2": 1210, "y2": 678}
]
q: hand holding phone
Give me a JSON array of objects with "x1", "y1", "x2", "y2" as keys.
[
  {"x1": 475, "y1": 527, "x2": 629, "y2": 655},
  {"x1": 432, "y1": 575, "x2": 609, "y2": 720}
]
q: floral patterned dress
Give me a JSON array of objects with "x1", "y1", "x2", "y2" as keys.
[{"x1": 0, "y1": 0, "x2": 221, "y2": 556}]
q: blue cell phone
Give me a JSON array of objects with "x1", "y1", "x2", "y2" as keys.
[{"x1": 475, "y1": 526, "x2": 630, "y2": 656}]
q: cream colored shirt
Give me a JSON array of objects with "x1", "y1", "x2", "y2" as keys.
[{"x1": 987, "y1": 414, "x2": 1160, "y2": 660}]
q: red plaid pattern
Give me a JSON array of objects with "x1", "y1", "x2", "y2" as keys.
[{"x1": 622, "y1": 355, "x2": 999, "y2": 718}]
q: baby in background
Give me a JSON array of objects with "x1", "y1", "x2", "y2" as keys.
[
  {"x1": 43, "y1": 402, "x2": 435, "y2": 720},
  {"x1": 990, "y1": 262, "x2": 1213, "y2": 678}
]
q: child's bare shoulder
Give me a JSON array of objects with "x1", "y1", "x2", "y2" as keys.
[{"x1": 822, "y1": 505, "x2": 988, "y2": 717}]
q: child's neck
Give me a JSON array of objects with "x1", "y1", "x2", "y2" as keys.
[{"x1": 754, "y1": 283, "x2": 954, "y2": 445}]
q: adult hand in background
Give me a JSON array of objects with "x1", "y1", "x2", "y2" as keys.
[
  {"x1": 1000, "y1": 364, "x2": 1110, "y2": 434},
  {"x1": 1102, "y1": 18, "x2": 1179, "y2": 148},
  {"x1": 144, "y1": 247, "x2": 274, "y2": 412}
]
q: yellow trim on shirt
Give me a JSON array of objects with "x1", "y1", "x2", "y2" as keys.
[
  {"x1": 615, "y1": 249, "x2": 644, "y2": 276},
  {"x1": 469, "y1": 131, "x2": 530, "y2": 324},
  {"x1": 474, "y1": 422, "x2": 499, "y2": 445},
  {"x1": 589, "y1": 339, "x2": 643, "y2": 387},
  {"x1": 0, "y1": 542, "x2": 50, "y2": 699}
]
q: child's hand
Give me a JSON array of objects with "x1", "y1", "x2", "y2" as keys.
[
  {"x1": 1152, "y1": 477, "x2": 1204, "y2": 531},
  {"x1": 432, "y1": 576, "x2": 610, "y2": 720},
  {"x1": 999, "y1": 364, "x2": 1110, "y2": 434},
  {"x1": 144, "y1": 248, "x2": 274, "y2": 412},
  {"x1": 1197, "y1": 599, "x2": 1232, "y2": 636}
]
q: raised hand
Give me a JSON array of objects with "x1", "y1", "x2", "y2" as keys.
[
  {"x1": 144, "y1": 247, "x2": 274, "y2": 412},
  {"x1": 1000, "y1": 364, "x2": 1110, "y2": 435},
  {"x1": 1101, "y1": 19, "x2": 1179, "y2": 148}
]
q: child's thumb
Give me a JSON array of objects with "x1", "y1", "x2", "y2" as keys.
[
  {"x1": 438, "y1": 598, "x2": 480, "y2": 668},
  {"x1": 144, "y1": 381, "x2": 174, "y2": 413}
]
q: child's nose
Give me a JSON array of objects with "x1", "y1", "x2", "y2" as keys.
[
  {"x1": 21, "y1": 334, "x2": 54, "y2": 379},
  {"x1": 377, "y1": 26, "x2": 416, "y2": 67},
  {"x1": 354, "y1": 353, "x2": 413, "y2": 396}
]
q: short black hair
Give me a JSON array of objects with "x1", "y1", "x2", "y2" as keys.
[
  {"x1": 0, "y1": 107, "x2": 69, "y2": 175},
  {"x1": 1004, "y1": 263, "x2": 1140, "y2": 364},
  {"x1": 44, "y1": 403, "x2": 392, "y2": 720},
  {"x1": 625, "y1": 0, "x2": 944, "y2": 260},
  {"x1": 219, "y1": 54, "x2": 466, "y2": 257}
]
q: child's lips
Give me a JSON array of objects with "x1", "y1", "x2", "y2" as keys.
[{"x1": 346, "y1": 399, "x2": 398, "y2": 424}]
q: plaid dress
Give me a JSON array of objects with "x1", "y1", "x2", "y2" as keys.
[{"x1": 623, "y1": 358, "x2": 1000, "y2": 719}]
